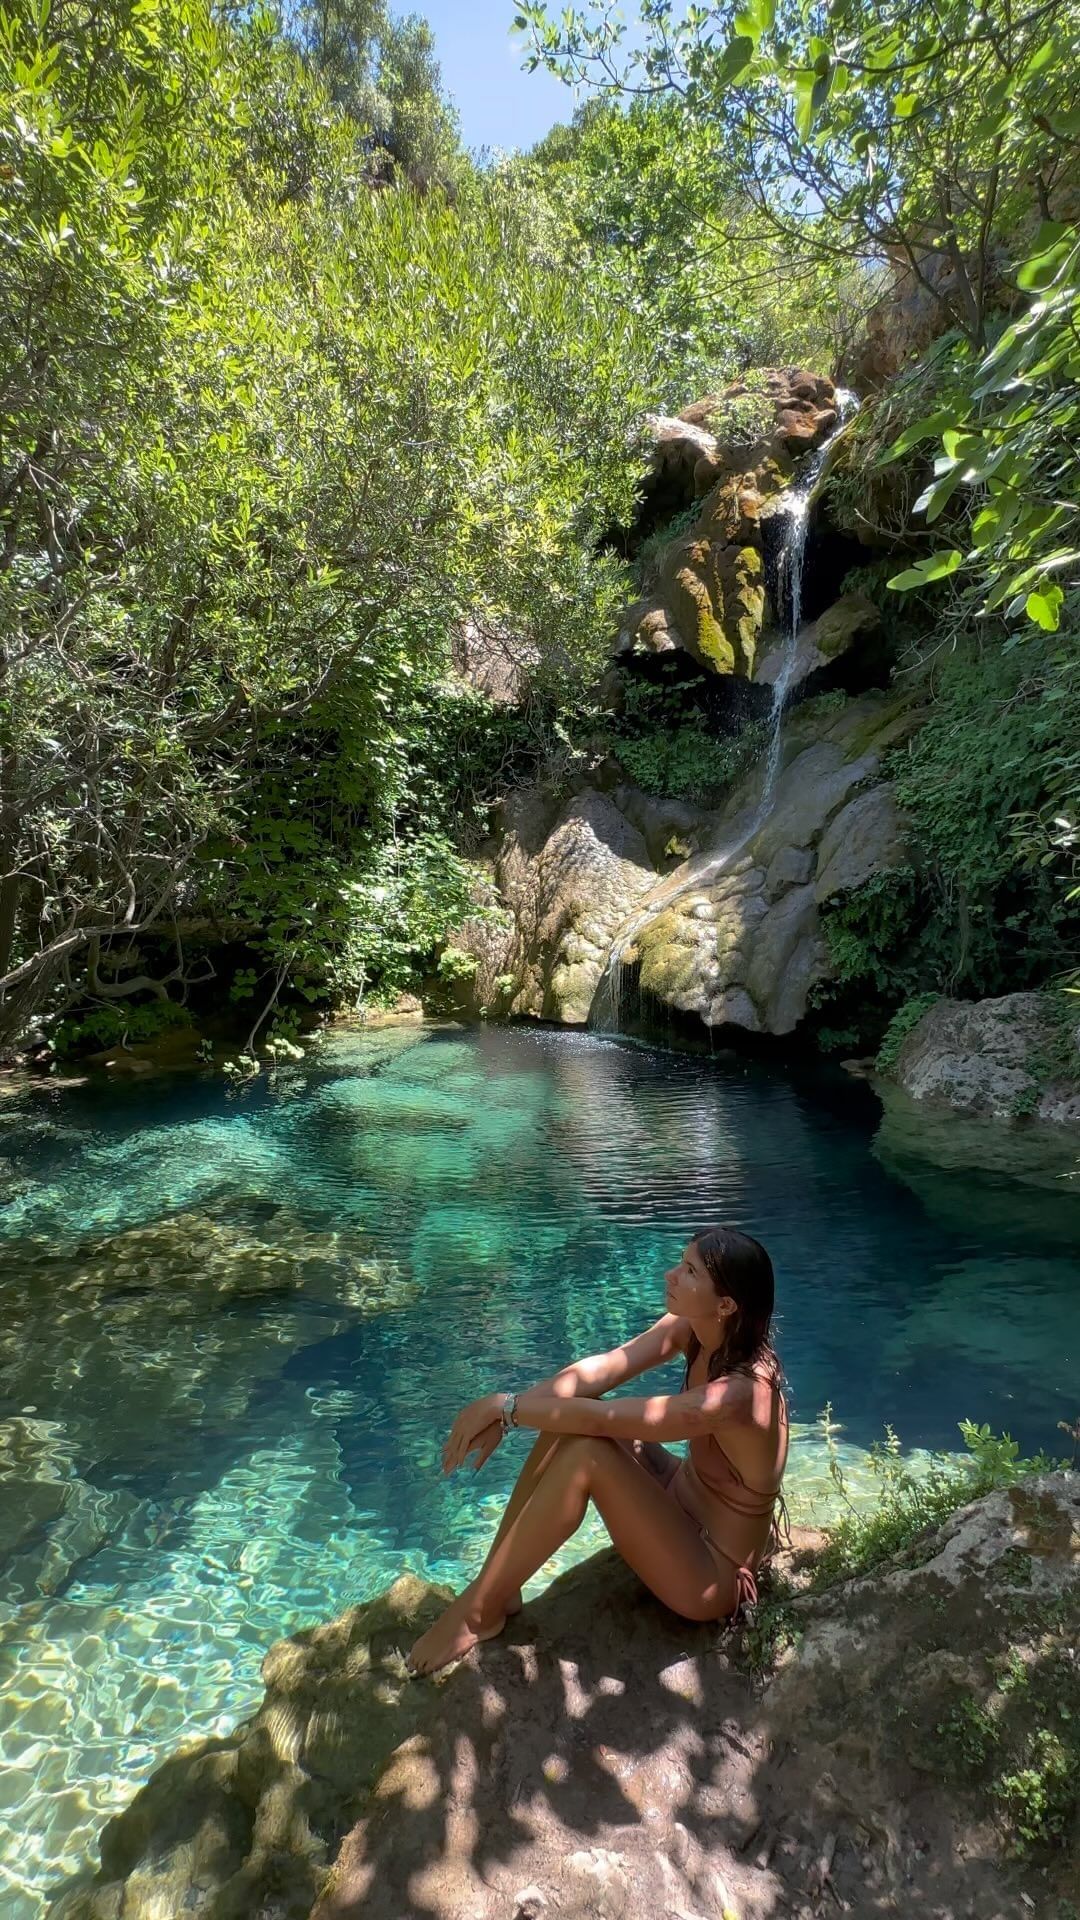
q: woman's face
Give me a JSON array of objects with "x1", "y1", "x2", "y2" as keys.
[{"x1": 664, "y1": 1240, "x2": 734, "y2": 1325}]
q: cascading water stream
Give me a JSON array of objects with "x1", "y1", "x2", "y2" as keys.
[
  {"x1": 589, "y1": 389, "x2": 858, "y2": 1034},
  {"x1": 760, "y1": 387, "x2": 857, "y2": 804}
]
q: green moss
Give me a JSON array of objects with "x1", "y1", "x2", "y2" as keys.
[{"x1": 694, "y1": 606, "x2": 737, "y2": 672}]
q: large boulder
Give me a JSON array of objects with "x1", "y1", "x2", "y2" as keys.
[
  {"x1": 50, "y1": 1474, "x2": 1080, "y2": 1920},
  {"x1": 625, "y1": 371, "x2": 841, "y2": 679},
  {"x1": 754, "y1": 590, "x2": 881, "y2": 695},
  {"x1": 495, "y1": 788, "x2": 657, "y2": 1024},
  {"x1": 887, "y1": 991, "x2": 1080, "y2": 1125}
]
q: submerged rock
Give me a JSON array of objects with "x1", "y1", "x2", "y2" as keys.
[
  {"x1": 0, "y1": 1207, "x2": 415, "y2": 1565},
  {"x1": 888, "y1": 991, "x2": 1080, "y2": 1125},
  {"x1": 50, "y1": 1474, "x2": 1080, "y2": 1920}
]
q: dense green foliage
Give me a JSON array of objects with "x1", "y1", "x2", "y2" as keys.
[
  {"x1": 522, "y1": 0, "x2": 1078, "y2": 344},
  {"x1": 281, "y1": 0, "x2": 461, "y2": 188},
  {"x1": 524, "y1": 0, "x2": 1079, "y2": 1012},
  {"x1": 603, "y1": 676, "x2": 767, "y2": 806},
  {"x1": 811, "y1": 1412, "x2": 1063, "y2": 1589},
  {"x1": 882, "y1": 231, "x2": 1080, "y2": 636},
  {"x1": 811, "y1": 632, "x2": 1080, "y2": 1048},
  {"x1": 504, "y1": 96, "x2": 856, "y2": 399},
  {"x1": 3, "y1": 0, "x2": 1078, "y2": 1055},
  {"x1": 0, "y1": 0, "x2": 656, "y2": 1045}
]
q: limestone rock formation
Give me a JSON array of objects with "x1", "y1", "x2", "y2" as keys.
[
  {"x1": 0, "y1": 1200, "x2": 418, "y2": 1584},
  {"x1": 887, "y1": 991, "x2": 1080, "y2": 1125},
  {"x1": 50, "y1": 1474, "x2": 1080, "y2": 1920},
  {"x1": 613, "y1": 691, "x2": 915, "y2": 1036},
  {"x1": 754, "y1": 590, "x2": 881, "y2": 695},
  {"x1": 495, "y1": 787, "x2": 656, "y2": 1024},
  {"x1": 625, "y1": 370, "x2": 841, "y2": 679}
]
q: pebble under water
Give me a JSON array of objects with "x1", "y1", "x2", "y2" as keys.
[{"x1": 1, "y1": 1023, "x2": 1077, "y2": 1916}]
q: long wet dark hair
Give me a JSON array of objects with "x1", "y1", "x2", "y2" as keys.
[{"x1": 682, "y1": 1224, "x2": 780, "y2": 1387}]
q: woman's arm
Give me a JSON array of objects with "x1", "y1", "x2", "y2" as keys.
[
  {"x1": 442, "y1": 1373, "x2": 750, "y2": 1472},
  {"x1": 440, "y1": 1315, "x2": 691, "y2": 1472},
  {"x1": 527, "y1": 1313, "x2": 690, "y2": 1400},
  {"x1": 508, "y1": 1376, "x2": 747, "y2": 1444}
]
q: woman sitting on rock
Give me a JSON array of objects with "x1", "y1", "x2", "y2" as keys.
[{"x1": 408, "y1": 1224, "x2": 789, "y2": 1674}]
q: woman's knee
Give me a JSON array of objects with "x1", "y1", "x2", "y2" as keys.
[{"x1": 559, "y1": 1435, "x2": 620, "y2": 1474}]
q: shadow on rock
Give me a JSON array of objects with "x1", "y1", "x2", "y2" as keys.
[{"x1": 50, "y1": 1475, "x2": 1080, "y2": 1920}]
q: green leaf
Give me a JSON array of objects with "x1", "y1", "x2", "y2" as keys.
[
  {"x1": 1050, "y1": 105, "x2": 1080, "y2": 137},
  {"x1": 1025, "y1": 584, "x2": 1063, "y2": 630},
  {"x1": 1021, "y1": 35, "x2": 1057, "y2": 79},
  {"x1": 879, "y1": 408, "x2": 955, "y2": 462},
  {"x1": 913, "y1": 461, "x2": 965, "y2": 523},
  {"x1": 886, "y1": 550, "x2": 964, "y2": 591},
  {"x1": 794, "y1": 69, "x2": 816, "y2": 140},
  {"x1": 715, "y1": 34, "x2": 755, "y2": 83},
  {"x1": 970, "y1": 493, "x2": 1020, "y2": 549},
  {"x1": 1016, "y1": 222, "x2": 1077, "y2": 291}
]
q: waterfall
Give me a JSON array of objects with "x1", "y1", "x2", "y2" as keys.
[
  {"x1": 760, "y1": 388, "x2": 858, "y2": 804},
  {"x1": 587, "y1": 389, "x2": 858, "y2": 1035}
]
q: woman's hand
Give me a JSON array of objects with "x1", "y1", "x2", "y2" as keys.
[{"x1": 443, "y1": 1394, "x2": 507, "y2": 1474}]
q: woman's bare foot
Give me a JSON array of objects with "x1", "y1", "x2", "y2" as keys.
[
  {"x1": 407, "y1": 1587, "x2": 507, "y2": 1675},
  {"x1": 505, "y1": 1587, "x2": 523, "y2": 1616}
]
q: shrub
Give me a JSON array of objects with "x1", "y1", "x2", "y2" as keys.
[
  {"x1": 54, "y1": 1000, "x2": 192, "y2": 1057},
  {"x1": 633, "y1": 503, "x2": 701, "y2": 589},
  {"x1": 810, "y1": 1413, "x2": 1061, "y2": 1591}
]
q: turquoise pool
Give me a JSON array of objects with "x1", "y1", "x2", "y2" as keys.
[{"x1": 1, "y1": 1023, "x2": 1077, "y2": 1915}]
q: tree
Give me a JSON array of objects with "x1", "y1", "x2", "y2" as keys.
[
  {"x1": 506, "y1": 92, "x2": 862, "y2": 397},
  {"x1": 279, "y1": 0, "x2": 462, "y2": 188},
  {"x1": 0, "y1": 0, "x2": 656, "y2": 1047},
  {"x1": 519, "y1": 0, "x2": 1080, "y2": 349}
]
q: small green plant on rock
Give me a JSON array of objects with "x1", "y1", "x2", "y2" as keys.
[
  {"x1": 606, "y1": 678, "x2": 768, "y2": 805},
  {"x1": 875, "y1": 992, "x2": 941, "y2": 1072},
  {"x1": 703, "y1": 369, "x2": 773, "y2": 452},
  {"x1": 808, "y1": 1415, "x2": 1059, "y2": 1592},
  {"x1": 436, "y1": 946, "x2": 479, "y2": 983},
  {"x1": 936, "y1": 1696, "x2": 999, "y2": 1780},
  {"x1": 998, "y1": 1728, "x2": 1076, "y2": 1853},
  {"x1": 634, "y1": 503, "x2": 700, "y2": 588}
]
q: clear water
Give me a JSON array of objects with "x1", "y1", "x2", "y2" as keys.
[{"x1": 1, "y1": 1024, "x2": 1077, "y2": 1917}]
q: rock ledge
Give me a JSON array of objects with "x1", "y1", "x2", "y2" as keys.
[{"x1": 52, "y1": 1475, "x2": 1080, "y2": 1920}]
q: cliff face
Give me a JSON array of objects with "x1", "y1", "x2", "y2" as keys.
[
  {"x1": 617, "y1": 369, "x2": 841, "y2": 679},
  {"x1": 465, "y1": 368, "x2": 911, "y2": 1042},
  {"x1": 495, "y1": 690, "x2": 915, "y2": 1034},
  {"x1": 51, "y1": 1474, "x2": 1080, "y2": 1920}
]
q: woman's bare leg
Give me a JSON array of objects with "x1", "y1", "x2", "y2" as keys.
[
  {"x1": 485, "y1": 1432, "x2": 563, "y2": 1612},
  {"x1": 408, "y1": 1436, "x2": 733, "y2": 1674},
  {"x1": 487, "y1": 1434, "x2": 679, "y2": 1610}
]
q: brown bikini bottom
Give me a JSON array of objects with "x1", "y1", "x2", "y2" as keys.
[{"x1": 698, "y1": 1524, "x2": 759, "y2": 1618}]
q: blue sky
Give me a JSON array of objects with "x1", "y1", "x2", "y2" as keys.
[{"x1": 420, "y1": 0, "x2": 580, "y2": 154}]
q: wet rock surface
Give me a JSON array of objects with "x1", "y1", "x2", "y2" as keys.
[
  {"x1": 50, "y1": 1474, "x2": 1080, "y2": 1920},
  {"x1": 624, "y1": 372, "x2": 841, "y2": 680},
  {"x1": 495, "y1": 787, "x2": 656, "y2": 1024},
  {"x1": 501, "y1": 691, "x2": 918, "y2": 1037},
  {"x1": 753, "y1": 591, "x2": 881, "y2": 696}
]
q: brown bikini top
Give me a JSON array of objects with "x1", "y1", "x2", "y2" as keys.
[{"x1": 687, "y1": 1363, "x2": 788, "y2": 1517}]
